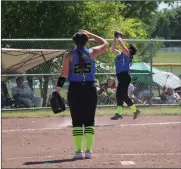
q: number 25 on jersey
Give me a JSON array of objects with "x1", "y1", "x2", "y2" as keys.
[{"x1": 74, "y1": 63, "x2": 92, "y2": 74}]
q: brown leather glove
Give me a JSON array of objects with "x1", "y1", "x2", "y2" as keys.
[{"x1": 114, "y1": 31, "x2": 123, "y2": 39}]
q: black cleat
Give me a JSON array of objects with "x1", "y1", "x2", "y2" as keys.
[
  {"x1": 111, "y1": 114, "x2": 123, "y2": 120},
  {"x1": 133, "y1": 109, "x2": 141, "y2": 120}
]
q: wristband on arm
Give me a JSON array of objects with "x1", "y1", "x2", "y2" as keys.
[{"x1": 57, "y1": 76, "x2": 66, "y2": 88}]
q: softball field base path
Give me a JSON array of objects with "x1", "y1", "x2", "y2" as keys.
[{"x1": 2, "y1": 115, "x2": 181, "y2": 168}]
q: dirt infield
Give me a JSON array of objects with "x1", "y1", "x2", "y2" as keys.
[{"x1": 2, "y1": 115, "x2": 181, "y2": 168}]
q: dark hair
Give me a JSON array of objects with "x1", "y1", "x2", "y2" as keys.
[
  {"x1": 129, "y1": 44, "x2": 137, "y2": 56},
  {"x1": 72, "y1": 32, "x2": 89, "y2": 70},
  {"x1": 16, "y1": 76, "x2": 23, "y2": 83},
  {"x1": 107, "y1": 77, "x2": 115, "y2": 83},
  {"x1": 107, "y1": 77, "x2": 116, "y2": 88}
]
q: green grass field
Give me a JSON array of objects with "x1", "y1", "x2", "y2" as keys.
[
  {"x1": 153, "y1": 52, "x2": 181, "y2": 75},
  {"x1": 154, "y1": 52, "x2": 181, "y2": 63},
  {"x1": 2, "y1": 106, "x2": 181, "y2": 119}
]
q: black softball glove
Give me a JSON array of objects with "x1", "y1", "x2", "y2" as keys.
[
  {"x1": 114, "y1": 31, "x2": 123, "y2": 39},
  {"x1": 50, "y1": 91, "x2": 66, "y2": 114}
]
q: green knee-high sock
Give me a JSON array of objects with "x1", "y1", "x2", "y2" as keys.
[
  {"x1": 130, "y1": 104, "x2": 137, "y2": 113},
  {"x1": 85, "y1": 126, "x2": 95, "y2": 151},
  {"x1": 116, "y1": 106, "x2": 123, "y2": 115},
  {"x1": 72, "y1": 127, "x2": 84, "y2": 152}
]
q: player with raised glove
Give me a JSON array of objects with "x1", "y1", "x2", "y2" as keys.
[{"x1": 111, "y1": 30, "x2": 141, "y2": 120}]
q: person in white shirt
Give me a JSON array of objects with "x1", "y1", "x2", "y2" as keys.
[
  {"x1": 128, "y1": 83, "x2": 135, "y2": 98},
  {"x1": 128, "y1": 83, "x2": 142, "y2": 104},
  {"x1": 166, "y1": 88, "x2": 180, "y2": 104},
  {"x1": 12, "y1": 77, "x2": 43, "y2": 108}
]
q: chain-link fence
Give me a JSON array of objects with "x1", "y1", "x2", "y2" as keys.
[{"x1": 1, "y1": 39, "x2": 181, "y2": 110}]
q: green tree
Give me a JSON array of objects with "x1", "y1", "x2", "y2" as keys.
[
  {"x1": 2, "y1": 1, "x2": 87, "y2": 38},
  {"x1": 152, "y1": 6, "x2": 181, "y2": 40},
  {"x1": 119, "y1": 1, "x2": 175, "y2": 36}
]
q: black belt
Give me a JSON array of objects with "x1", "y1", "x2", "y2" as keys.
[
  {"x1": 116, "y1": 71, "x2": 130, "y2": 76},
  {"x1": 69, "y1": 81, "x2": 95, "y2": 87}
]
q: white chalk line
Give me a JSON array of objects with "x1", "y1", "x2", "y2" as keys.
[
  {"x1": 3, "y1": 152, "x2": 181, "y2": 161},
  {"x1": 2, "y1": 121, "x2": 181, "y2": 133}
]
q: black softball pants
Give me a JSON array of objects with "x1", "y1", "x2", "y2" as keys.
[
  {"x1": 67, "y1": 82, "x2": 97, "y2": 127},
  {"x1": 116, "y1": 72, "x2": 134, "y2": 107}
]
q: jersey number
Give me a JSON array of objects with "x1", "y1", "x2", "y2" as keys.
[{"x1": 74, "y1": 63, "x2": 92, "y2": 74}]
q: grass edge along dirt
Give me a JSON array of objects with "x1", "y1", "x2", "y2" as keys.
[{"x1": 1, "y1": 106, "x2": 181, "y2": 118}]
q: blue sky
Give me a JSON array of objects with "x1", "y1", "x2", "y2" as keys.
[
  {"x1": 158, "y1": 1, "x2": 181, "y2": 10},
  {"x1": 158, "y1": 2, "x2": 170, "y2": 10}
]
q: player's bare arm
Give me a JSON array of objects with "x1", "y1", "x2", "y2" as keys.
[
  {"x1": 56, "y1": 52, "x2": 72, "y2": 92},
  {"x1": 60, "y1": 52, "x2": 72, "y2": 78},
  {"x1": 112, "y1": 38, "x2": 121, "y2": 54},
  {"x1": 80, "y1": 30, "x2": 109, "y2": 60},
  {"x1": 117, "y1": 38, "x2": 130, "y2": 56}
]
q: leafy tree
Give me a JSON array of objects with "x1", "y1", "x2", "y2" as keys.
[
  {"x1": 152, "y1": 6, "x2": 181, "y2": 40},
  {"x1": 119, "y1": 1, "x2": 175, "y2": 36}
]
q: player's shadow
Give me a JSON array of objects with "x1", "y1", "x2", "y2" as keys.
[{"x1": 23, "y1": 158, "x2": 77, "y2": 165}]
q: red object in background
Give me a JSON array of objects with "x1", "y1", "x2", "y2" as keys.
[{"x1": 100, "y1": 80, "x2": 118, "y2": 92}]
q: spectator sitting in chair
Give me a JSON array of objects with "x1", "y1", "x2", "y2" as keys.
[
  {"x1": 98, "y1": 77, "x2": 117, "y2": 104},
  {"x1": 12, "y1": 77, "x2": 43, "y2": 108},
  {"x1": 128, "y1": 83, "x2": 142, "y2": 104},
  {"x1": 165, "y1": 88, "x2": 181, "y2": 104},
  {"x1": 128, "y1": 83, "x2": 135, "y2": 99}
]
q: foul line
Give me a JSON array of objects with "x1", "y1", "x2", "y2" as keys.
[
  {"x1": 3, "y1": 152, "x2": 181, "y2": 161},
  {"x1": 2, "y1": 121, "x2": 181, "y2": 133}
]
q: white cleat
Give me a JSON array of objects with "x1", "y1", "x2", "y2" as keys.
[
  {"x1": 85, "y1": 150, "x2": 93, "y2": 159},
  {"x1": 74, "y1": 151, "x2": 84, "y2": 159}
]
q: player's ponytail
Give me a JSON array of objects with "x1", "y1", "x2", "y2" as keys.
[
  {"x1": 77, "y1": 45, "x2": 84, "y2": 71},
  {"x1": 73, "y1": 32, "x2": 89, "y2": 71}
]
